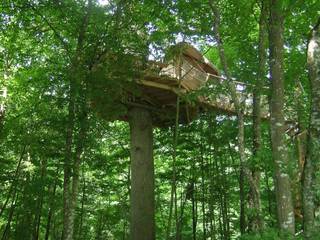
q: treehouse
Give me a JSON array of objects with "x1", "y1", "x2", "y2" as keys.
[
  {"x1": 90, "y1": 42, "x2": 268, "y2": 127},
  {"x1": 131, "y1": 43, "x2": 221, "y2": 126},
  {"x1": 90, "y1": 43, "x2": 269, "y2": 240}
]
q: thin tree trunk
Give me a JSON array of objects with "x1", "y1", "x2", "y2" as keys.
[
  {"x1": 44, "y1": 171, "x2": 58, "y2": 240},
  {"x1": 1, "y1": 190, "x2": 18, "y2": 240},
  {"x1": 176, "y1": 189, "x2": 187, "y2": 240},
  {"x1": 269, "y1": 0, "x2": 295, "y2": 234},
  {"x1": 192, "y1": 181, "x2": 197, "y2": 240},
  {"x1": 222, "y1": 157, "x2": 230, "y2": 240},
  {"x1": 77, "y1": 167, "x2": 86, "y2": 239},
  {"x1": 32, "y1": 159, "x2": 47, "y2": 240},
  {"x1": 166, "y1": 93, "x2": 181, "y2": 240},
  {"x1": 201, "y1": 180, "x2": 207, "y2": 238},
  {"x1": 239, "y1": 158, "x2": 246, "y2": 234},
  {"x1": 62, "y1": 73, "x2": 76, "y2": 240},
  {"x1": 189, "y1": 154, "x2": 197, "y2": 240},
  {"x1": 208, "y1": 158, "x2": 216, "y2": 240},
  {"x1": 128, "y1": 107, "x2": 155, "y2": 240},
  {"x1": 174, "y1": 183, "x2": 178, "y2": 240},
  {"x1": 303, "y1": 17, "x2": 320, "y2": 239},
  {"x1": 69, "y1": 91, "x2": 89, "y2": 239},
  {"x1": 0, "y1": 145, "x2": 26, "y2": 218},
  {"x1": 208, "y1": 114, "x2": 217, "y2": 240},
  {"x1": 15, "y1": 172, "x2": 33, "y2": 239},
  {"x1": 224, "y1": 189, "x2": 231, "y2": 239},
  {"x1": 293, "y1": 84, "x2": 306, "y2": 222},
  {"x1": 264, "y1": 168, "x2": 275, "y2": 222},
  {"x1": 217, "y1": 158, "x2": 228, "y2": 240},
  {"x1": 173, "y1": 58, "x2": 183, "y2": 240},
  {"x1": 200, "y1": 134, "x2": 207, "y2": 239},
  {"x1": 33, "y1": 196, "x2": 44, "y2": 240},
  {"x1": 209, "y1": 1, "x2": 251, "y2": 234},
  {"x1": 249, "y1": 0, "x2": 268, "y2": 232},
  {"x1": 0, "y1": 54, "x2": 10, "y2": 136},
  {"x1": 62, "y1": 2, "x2": 92, "y2": 239},
  {"x1": 218, "y1": 193, "x2": 224, "y2": 240}
]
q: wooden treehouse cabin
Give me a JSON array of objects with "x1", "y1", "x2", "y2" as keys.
[
  {"x1": 133, "y1": 43, "x2": 221, "y2": 126},
  {"x1": 100, "y1": 42, "x2": 269, "y2": 127},
  {"x1": 91, "y1": 43, "x2": 268, "y2": 240}
]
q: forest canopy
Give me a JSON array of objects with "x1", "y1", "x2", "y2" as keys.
[{"x1": 0, "y1": 0, "x2": 320, "y2": 239}]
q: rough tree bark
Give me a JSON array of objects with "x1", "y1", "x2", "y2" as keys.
[
  {"x1": 268, "y1": 0, "x2": 295, "y2": 234},
  {"x1": 303, "y1": 17, "x2": 320, "y2": 239},
  {"x1": 248, "y1": 0, "x2": 267, "y2": 232},
  {"x1": 128, "y1": 107, "x2": 155, "y2": 240}
]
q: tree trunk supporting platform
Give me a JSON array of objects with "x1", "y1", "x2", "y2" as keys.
[{"x1": 129, "y1": 107, "x2": 155, "y2": 240}]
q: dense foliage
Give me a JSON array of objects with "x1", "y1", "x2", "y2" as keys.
[{"x1": 0, "y1": 0, "x2": 319, "y2": 239}]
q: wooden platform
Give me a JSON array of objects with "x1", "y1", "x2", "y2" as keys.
[{"x1": 91, "y1": 43, "x2": 270, "y2": 127}]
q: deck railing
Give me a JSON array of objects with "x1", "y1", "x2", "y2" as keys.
[{"x1": 151, "y1": 58, "x2": 270, "y2": 117}]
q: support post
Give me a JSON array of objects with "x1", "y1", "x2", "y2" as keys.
[{"x1": 128, "y1": 107, "x2": 155, "y2": 240}]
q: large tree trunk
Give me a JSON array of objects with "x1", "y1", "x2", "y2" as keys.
[
  {"x1": 268, "y1": 0, "x2": 295, "y2": 234},
  {"x1": 128, "y1": 107, "x2": 155, "y2": 240},
  {"x1": 303, "y1": 18, "x2": 320, "y2": 239},
  {"x1": 248, "y1": 0, "x2": 267, "y2": 232}
]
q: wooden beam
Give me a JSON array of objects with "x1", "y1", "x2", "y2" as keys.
[{"x1": 138, "y1": 79, "x2": 187, "y2": 94}]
